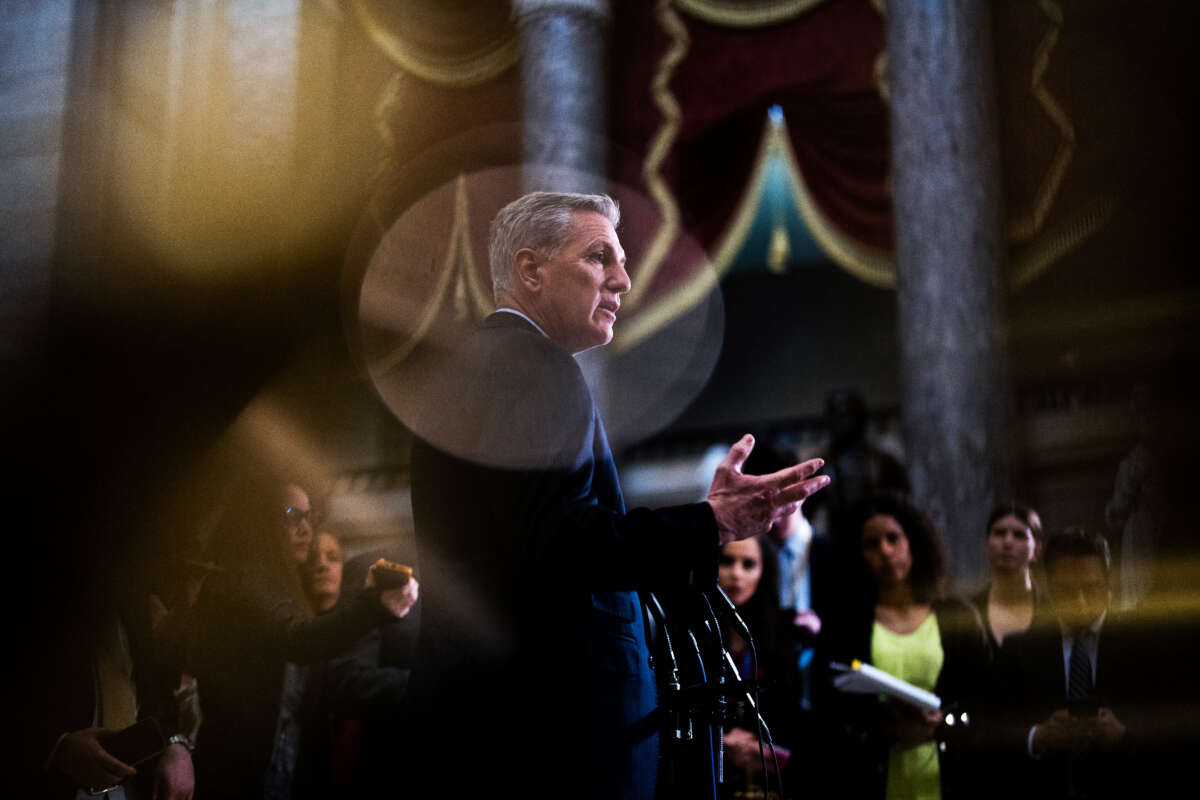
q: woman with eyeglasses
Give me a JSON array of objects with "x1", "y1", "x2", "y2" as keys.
[
  {"x1": 184, "y1": 458, "x2": 418, "y2": 800},
  {"x1": 281, "y1": 483, "x2": 317, "y2": 566}
]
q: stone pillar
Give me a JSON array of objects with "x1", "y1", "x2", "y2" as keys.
[
  {"x1": 514, "y1": 0, "x2": 614, "y2": 411},
  {"x1": 887, "y1": 0, "x2": 1015, "y2": 587},
  {"x1": 513, "y1": 0, "x2": 609, "y2": 193},
  {"x1": 0, "y1": 0, "x2": 75, "y2": 371}
]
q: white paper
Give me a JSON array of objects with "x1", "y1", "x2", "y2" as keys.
[{"x1": 832, "y1": 660, "x2": 942, "y2": 712}]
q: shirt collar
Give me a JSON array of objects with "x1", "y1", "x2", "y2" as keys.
[
  {"x1": 1059, "y1": 609, "x2": 1107, "y2": 641},
  {"x1": 495, "y1": 307, "x2": 548, "y2": 338}
]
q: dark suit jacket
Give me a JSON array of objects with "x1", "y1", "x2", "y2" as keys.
[
  {"x1": 188, "y1": 566, "x2": 390, "y2": 800},
  {"x1": 984, "y1": 610, "x2": 1199, "y2": 800},
  {"x1": 808, "y1": 595, "x2": 990, "y2": 800},
  {"x1": 405, "y1": 312, "x2": 717, "y2": 800},
  {"x1": 967, "y1": 583, "x2": 1046, "y2": 659}
]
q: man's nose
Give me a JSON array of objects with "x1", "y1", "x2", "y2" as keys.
[{"x1": 609, "y1": 262, "x2": 631, "y2": 294}]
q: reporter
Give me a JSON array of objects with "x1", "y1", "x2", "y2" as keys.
[
  {"x1": 813, "y1": 494, "x2": 988, "y2": 800},
  {"x1": 295, "y1": 532, "x2": 418, "y2": 798},
  {"x1": 716, "y1": 535, "x2": 804, "y2": 797},
  {"x1": 185, "y1": 464, "x2": 413, "y2": 800},
  {"x1": 969, "y1": 502, "x2": 1044, "y2": 654}
]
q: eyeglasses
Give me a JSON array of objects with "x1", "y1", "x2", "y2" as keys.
[{"x1": 283, "y1": 506, "x2": 322, "y2": 526}]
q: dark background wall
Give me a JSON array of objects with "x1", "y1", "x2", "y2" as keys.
[{"x1": 2, "y1": 0, "x2": 1197, "y2": 625}]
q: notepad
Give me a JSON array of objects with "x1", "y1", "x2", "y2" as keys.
[{"x1": 831, "y1": 659, "x2": 942, "y2": 712}]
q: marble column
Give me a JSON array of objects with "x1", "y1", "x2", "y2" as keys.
[
  {"x1": 887, "y1": 0, "x2": 1015, "y2": 586},
  {"x1": 514, "y1": 0, "x2": 614, "y2": 411},
  {"x1": 513, "y1": 0, "x2": 609, "y2": 193}
]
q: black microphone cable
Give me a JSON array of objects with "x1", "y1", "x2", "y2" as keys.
[
  {"x1": 710, "y1": 586, "x2": 780, "y2": 799},
  {"x1": 721, "y1": 648, "x2": 784, "y2": 797},
  {"x1": 685, "y1": 629, "x2": 718, "y2": 800}
]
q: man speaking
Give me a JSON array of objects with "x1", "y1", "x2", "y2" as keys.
[{"x1": 404, "y1": 192, "x2": 828, "y2": 799}]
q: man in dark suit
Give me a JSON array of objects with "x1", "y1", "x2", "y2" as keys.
[
  {"x1": 987, "y1": 527, "x2": 1194, "y2": 800},
  {"x1": 402, "y1": 191, "x2": 829, "y2": 799}
]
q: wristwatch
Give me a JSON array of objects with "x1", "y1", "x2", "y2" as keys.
[{"x1": 166, "y1": 733, "x2": 195, "y2": 752}]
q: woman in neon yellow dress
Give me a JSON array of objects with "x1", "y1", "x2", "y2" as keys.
[{"x1": 812, "y1": 493, "x2": 989, "y2": 800}]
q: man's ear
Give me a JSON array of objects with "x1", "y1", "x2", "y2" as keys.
[{"x1": 514, "y1": 248, "x2": 542, "y2": 292}]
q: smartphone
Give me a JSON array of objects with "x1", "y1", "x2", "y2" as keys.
[
  {"x1": 101, "y1": 717, "x2": 166, "y2": 766},
  {"x1": 372, "y1": 558, "x2": 413, "y2": 589}
]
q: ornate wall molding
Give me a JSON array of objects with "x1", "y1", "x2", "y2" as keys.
[
  {"x1": 1008, "y1": 0, "x2": 1073, "y2": 243},
  {"x1": 352, "y1": 0, "x2": 520, "y2": 88},
  {"x1": 673, "y1": 0, "x2": 827, "y2": 28},
  {"x1": 621, "y1": 0, "x2": 690, "y2": 315}
]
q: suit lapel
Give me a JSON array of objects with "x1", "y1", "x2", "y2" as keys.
[
  {"x1": 483, "y1": 310, "x2": 627, "y2": 513},
  {"x1": 591, "y1": 408, "x2": 625, "y2": 514}
]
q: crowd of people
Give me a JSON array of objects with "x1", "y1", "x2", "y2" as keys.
[
  {"x1": 709, "y1": 476, "x2": 1199, "y2": 800},
  {"x1": 24, "y1": 191, "x2": 1199, "y2": 800}
]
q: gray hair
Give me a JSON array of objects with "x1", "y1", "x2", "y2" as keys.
[{"x1": 488, "y1": 191, "x2": 620, "y2": 297}]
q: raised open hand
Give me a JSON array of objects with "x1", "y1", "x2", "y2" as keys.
[{"x1": 706, "y1": 434, "x2": 829, "y2": 546}]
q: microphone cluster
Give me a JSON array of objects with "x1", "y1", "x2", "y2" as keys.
[{"x1": 644, "y1": 586, "x2": 783, "y2": 800}]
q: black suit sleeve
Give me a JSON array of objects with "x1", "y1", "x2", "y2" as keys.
[
  {"x1": 196, "y1": 569, "x2": 389, "y2": 667},
  {"x1": 417, "y1": 324, "x2": 718, "y2": 594}
]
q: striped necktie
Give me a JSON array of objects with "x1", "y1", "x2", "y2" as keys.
[{"x1": 1068, "y1": 630, "x2": 1094, "y2": 700}]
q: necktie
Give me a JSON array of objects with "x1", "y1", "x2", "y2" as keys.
[
  {"x1": 777, "y1": 546, "x2": 795, "y2": 609},
  {"x1": 1068, "y1": 631, "x2": 1094, "y2": 700}
]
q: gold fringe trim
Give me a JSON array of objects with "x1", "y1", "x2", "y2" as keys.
[
  {"x1": 615, "y1": 108, "x2": 896, "y2": 353},
  {"x1": 1009, "y1": 195, "x2": 1116, "y2": 290},
  {"x1": 707, "y1": 117, "x2": 776, "y2": 281},
  {"x1": 674, "y1": 0, "x2": 828, "y2": 28},
  {"x1": 372, "y1": 72, "x2": 403, "y2": 162},
  {"x1": 623, "y1": 0, "x2": 690, "y2": 313},
  {"x1": 871, "y1": 0, "x2": 888, "y2": 102},
  {"x1": 770, "y1": 115, "x2": 895, "y2": 288},
  {"x1": 352, "y1": 0, "x2": 520, "y2": 88},
  {"x1": 370, "y1": 175, "x2": 490, "y2": 375},
  {"x1": 615, "y1": 258, "x2": 719, "y2": 353},
  {"x1": 1008, "y1": 0, "x2": 1074, "y2": 242},
  {"x1": 767, "y1": 222, "x2": 791, "y2": 273}
]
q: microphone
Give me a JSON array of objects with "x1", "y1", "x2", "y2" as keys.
[
  {"x1": 696, "y1": 592, "x2": 728, "y2": 785},
  {"x1": 710, "y1": 586, "x2": 753, "y2": 645},
  {"x1": 645, "y1": 592, "x2": 686, "y2": 741},
  {"x1": 721, "y1": 650, "x2": 774, "y2": 740},
  {"x1": 711, "y1": 587, "x2": 782, "y2": 798},
  {"x1": 723, "y1": 649, "x2": 783, "y2": 796},
  {"x1": 685, "y1": 630, "x2": 717, "y2": 799}
]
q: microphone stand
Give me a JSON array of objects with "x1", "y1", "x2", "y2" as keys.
[
  {"x1": 722, "y1": 649, "x2": 783, "y2": 796},
  {"x1": 710, "y1": 587, "x2": 782, "y2": 799},
  {"x1": 646, "y1": 592, "x2": 686, "y2": 743},
  {"x1": 685, "y1": 629, "x2": 718, "y2": 799},
  {"x1": 652, "y1": 588, "x2": 771, "y2": 800},
  {"x1": 697, "y1": 591, "x2": 729, "y2": 788}
]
